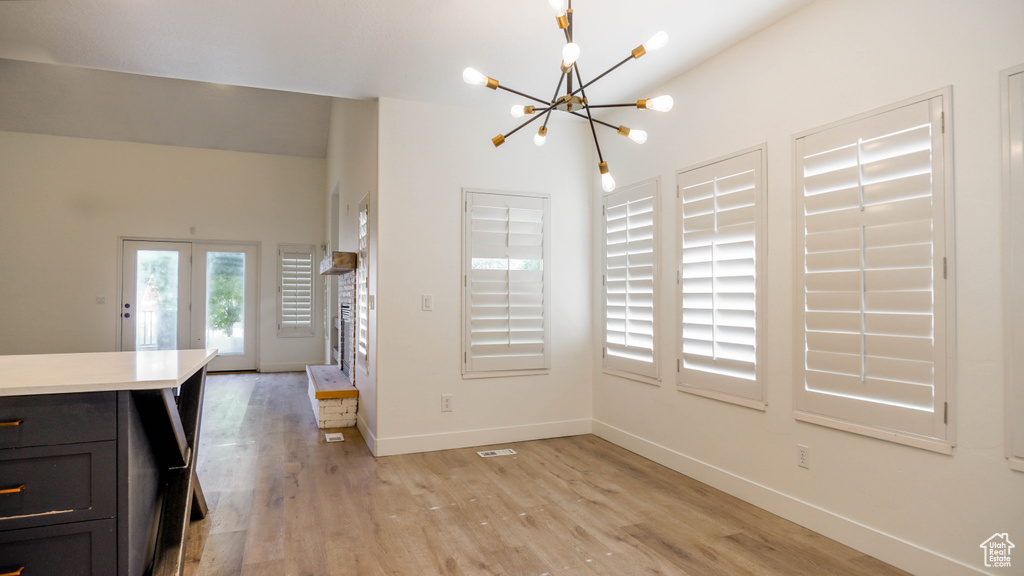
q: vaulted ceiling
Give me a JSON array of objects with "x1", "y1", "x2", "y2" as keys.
[
  {"x1": 0, "y1": 0, "x2": 811, "y2": 105},
  {"x1": 0, "y1": 0, "x2": 812, "y2": 156}
]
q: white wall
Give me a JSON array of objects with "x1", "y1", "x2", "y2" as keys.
[
  {"x1": 591, "y1": 1, "x2": 1024, "y2": 574},
  {"x1": 0, "y1": 131, "x2": 326, "y2": 371},
  {"x1": 325, "y1": 97, "x2": 381, "y2": 448},
  {"x1": 373, "y1": 97, "x2": 594, "y2": 455}
]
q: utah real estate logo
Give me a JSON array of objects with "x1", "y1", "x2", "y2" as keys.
[{"x1": 980, "y1": 533, "x2": 1014, "y2": 569}]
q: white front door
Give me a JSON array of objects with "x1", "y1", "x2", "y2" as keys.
[{"x1": 121, "y1": 240, "x2": 259, "y2": 371}]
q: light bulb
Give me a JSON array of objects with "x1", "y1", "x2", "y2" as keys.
[
  {"x1": 561, "y1": 42, "x2": 580, "y2": 68},
  {"x1": 548, "y1": 0, "x2": 568, "y2": 15},
  {"x1": 602, "y1": 172, "x2": 616, "y2": 192},
  {"x1": 645, "y1": 95, "x2": 674, "y2": 112},
  {"x1": 463, "y1": 67, "x2": 487, "y2": 86},
  {"x1": 599, "y1": 162, "x2": 616, "y2": 192},
  {"x1": 535, "y1": 126, "x2": 548, "y2": 147},
  {"x1": 628, "y1": 129, "x2": 648, "y2": 144},
  {"x1": 511, "y1": 105, "x2": 526, "y2": 118},
  {"x1": 644, "y1": 31, "x2": 669, "y2": 52}
]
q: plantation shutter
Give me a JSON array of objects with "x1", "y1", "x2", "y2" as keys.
[
  {"x1": 795, "y1": 95, "x2": 950, "y2": 443},
  {"x1": 278, "y1": 244, "x2": 314, "y2": 336},
  {"x1": 356, "y1": 203, "x2": 370, "y2": 370},
  {"x1": 603, "y1": 180, "x2": 658, "y2": 380},
  {"x1": 463, "y1": 191, "x2": 550, "y2": 375},
  {"x1": 678, "y1": 148, "x2": 764, "y2": 404}
]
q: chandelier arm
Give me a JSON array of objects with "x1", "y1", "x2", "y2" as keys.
[
  {"x1": 569, "y1": 55, "x2": 633, "y2": 99},
  {"x1": 550, "y1": 72, "x2": 566, "y2": 105},
  {"x1": 566, "y1": 111, "x2": 618, "y2": 131},
  {"x1": 496, "y1": 84, "x2": 550, "y2": 106},
  {"x1": 503, "y1": 102, "x2": 559, "y2": 140},
  {"x1": 583, "y1": 103, "x2": 639, "y2": 109},
  {"x1": 571, "y1": 65, "x2": 605, "y2": 163}
]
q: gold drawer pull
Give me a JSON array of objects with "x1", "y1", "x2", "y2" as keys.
[
  {"x1": 0, "y1": 567, "x2": 25, "y2": 576},
  {"x1": 0, "y1": 485, "x2": 25, "y2": 495},
  {"x1": 0, "y1": 419, "x2": 23, "y2": 427}
]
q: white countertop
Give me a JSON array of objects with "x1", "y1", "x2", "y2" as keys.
[{"x1": 0, "y1": 349, "x2": 218, "y2": 397}]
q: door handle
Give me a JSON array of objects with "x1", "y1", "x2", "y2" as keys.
[{"x1": 0, "y1": 484, "x2": 25, "y2": 495}]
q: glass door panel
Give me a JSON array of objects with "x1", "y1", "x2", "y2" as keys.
[
  {"x1": 121, "y1": 241, "x2": 191, "y2": 351},
  {"x1": 205, "y1": 252, "x2": 246, "y2": 356},
  {"x1": 192, "y1": 243, "x2": 259, "y2": 371}
]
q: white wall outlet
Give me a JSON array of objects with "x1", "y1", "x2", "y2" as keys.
[
  {"x1": 96, "y1": 296, "x2": 106, "y2": 305},
  {"x1": 422, "y1": 294, "x2": 433, "y2": 311},
  {"x1": 441, "y1": 394, "x2": 453, "y2": 412},
  {"x1": 797, "y1": 444, "x2": 810, "y2": 469}
]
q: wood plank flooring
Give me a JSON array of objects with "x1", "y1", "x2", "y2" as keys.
[{"x1": 183, "y1": 372, "x2": 912, "y2": 576}]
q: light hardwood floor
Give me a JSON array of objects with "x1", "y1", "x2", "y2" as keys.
[{"x1": 183, "y1": 372, "x2": 911, "y2": 576}]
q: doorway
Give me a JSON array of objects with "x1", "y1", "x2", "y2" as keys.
[{"x1": 121, "y1": 240, "x2": 259, "y2": 371}]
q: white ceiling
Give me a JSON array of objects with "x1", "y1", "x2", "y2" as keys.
[{"x1": 0, "y1": 0, "x2": 812, "y2": 108}]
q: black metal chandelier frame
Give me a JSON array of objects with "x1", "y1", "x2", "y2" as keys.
[{"x1": 463, "y1": 0, "x2": 672, "y2": 192}]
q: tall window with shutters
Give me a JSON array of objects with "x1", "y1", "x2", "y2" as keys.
[
  {"x1": 356, "y1": 198, "x2": 370, "y2": 372},
  {"x1": 463, "y1": 190, "x2": 551, "y2": 377},
  {"x1": 277, "y1": 244, "x2": 315, "y2": 337},
  {"x1": 603, "y1": 179, "x2": 659, "y2": 382},
  {"x1": 794, "y1": 90, "x2": 954, "y2": 451},
  {"x1": 1004, "y1": 65, "x2": 1024, "y2": 472},
  {"x1": 678, "y1": 147, "x2": 766, "y2": 408}
]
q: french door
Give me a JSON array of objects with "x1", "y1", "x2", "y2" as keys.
[{"x1": 120, "y1": 240, "x2": 259, "y2": 371}]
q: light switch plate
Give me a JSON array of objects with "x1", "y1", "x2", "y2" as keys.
[{"x1": 422, "y1": 294, "x2": 433, "y2": 311}]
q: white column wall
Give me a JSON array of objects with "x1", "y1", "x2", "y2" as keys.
[
  {"x1": 373, "y1": 97, "x2": 594, "y2": 455},
  {"x1": 325, "y1": 97, "x2": 381, "y2": 448}
]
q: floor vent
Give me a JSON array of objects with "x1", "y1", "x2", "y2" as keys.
[{"x1": 477, "y1": 449, "x2": 517, "y2": 458}]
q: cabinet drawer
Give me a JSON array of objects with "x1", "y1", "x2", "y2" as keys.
[
  {"x1": 0, "y1": 392, "x2": 116, "y2": 449},
  {"x1": 0, "y1": 518, "x2": 116, "y2": 576},
  {"x1": 0, "y1": 442, "x2": 116, "y2": 531}
]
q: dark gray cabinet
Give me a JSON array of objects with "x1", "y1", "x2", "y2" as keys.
[{"x1": 0, "y1": 391, "x2": 165, "y2": 575}]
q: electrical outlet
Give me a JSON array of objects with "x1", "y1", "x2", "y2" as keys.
[
  {"x1": 441, "y1": 394, "x2": 453, "y2": 412},
  {"x1": 797, "y1": 444, "x2": 810, "y2": 469}
]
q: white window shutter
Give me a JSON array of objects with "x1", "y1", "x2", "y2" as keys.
[
  {"x1": 603, "y1": 179, "x2": 659, "y2": 380},
  {"x1": 795, "y1": 93, "x2": 952, "y2": 447},
  {"x1": 677, "y1": 147, "x2": 766, "y2": 406},
  {"x1": 356, "y1": 203, "x2": 370, "y2": 371},
  {"x1": 278, "y1": 244, "x2": 315, "y2": 337},
  {"x1": 463, "y1": 190, "x2": 551, "y2": 376}
]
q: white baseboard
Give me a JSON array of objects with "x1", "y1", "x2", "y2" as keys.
[
  {"x1": 375, "y1": 418, "x2": 592, "y2": 457},
  {"x1": 258, "y1": 362, "x2": 314, "y2": 373},
  {"x1": 592, "y1": 419, "x2": 983, "y2": 576},
  {"x1": 356, "y1": 414, "x2": 377, "y2": 456}
]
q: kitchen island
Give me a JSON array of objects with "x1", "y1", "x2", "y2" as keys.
[{"x1": 0, "y1": 349, "x2": 217, "y2": 576}]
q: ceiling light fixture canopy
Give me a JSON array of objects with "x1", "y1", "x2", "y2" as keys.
[{"x1": 462, "y1": 0, "x2": 672, "y2": 191}]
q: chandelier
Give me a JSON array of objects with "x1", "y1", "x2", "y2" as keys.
[{"x1": 463, "y1": 0, "x2": 673, "y2": 192}]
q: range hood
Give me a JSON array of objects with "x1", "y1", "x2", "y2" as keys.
[{"x1": 319, "y1": 251, "x2": 358, "y2": 275}]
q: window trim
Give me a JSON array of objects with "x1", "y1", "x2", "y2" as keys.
[
  {"x1": 462, "y1": 188, "x2": 552, "y2": 379},
  {"x1": 676, "y1": 144, "x2": 768, "y2": 410},
  {"x1": 276, "y1": 243, "x2": 316, "y2": 338},
  {"x1": 602, "y1": 177, "x2": 662, "y2": 386},
  {"x1": 791, "y1": 87, "x2": 956, "y2": 454},
  {"x1": 1002, "y1": 64, "x2": 1024, "y2": 472}
]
